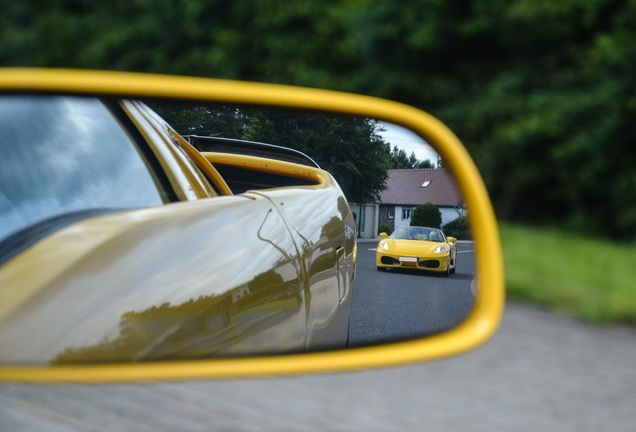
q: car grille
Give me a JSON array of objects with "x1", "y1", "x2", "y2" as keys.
[{"x1": 380, "y1": 256, "x2": 400, "y2": 265}]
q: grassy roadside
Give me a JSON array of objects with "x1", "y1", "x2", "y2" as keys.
[{"x1": 500, "y1": 224, "x2": 636, "y2": 325}]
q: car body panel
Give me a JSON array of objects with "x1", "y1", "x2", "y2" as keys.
[
  {"x1": 0, "y1": 193, "x2": 308, "y2": 363},
  {"x1": 254, "y1": 186, "x2": 355, "y2": 350},
  {"x1": 203, "y1": 151, "x2": 355, "y2": 349}
]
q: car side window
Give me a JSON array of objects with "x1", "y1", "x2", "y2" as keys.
[{"x1": 0, "y1": 95, "x2": 164, "y2": 248}]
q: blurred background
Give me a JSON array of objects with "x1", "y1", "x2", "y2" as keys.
[
  {"x1": 2, "y1": 2, "x2": 636, "y2": 430},
  {"x1": 1, "y1": 0, "x2": 634, "y2": 369}
]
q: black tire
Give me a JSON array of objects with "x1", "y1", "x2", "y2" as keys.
[
  {"x1": 450, "y1": 255, "x2": 456, "y2": 274},
  {"x1": 377, "y1": 266, "x2": 387, "y2": 272}
]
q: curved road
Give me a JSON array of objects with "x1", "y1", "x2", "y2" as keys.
[{"x1": 1, "y1": 241, "x2": 635, "y2": 431}]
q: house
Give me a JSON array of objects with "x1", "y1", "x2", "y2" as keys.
[{"x1": 352, "y1": 169, "x2": 466, "y2": 239}]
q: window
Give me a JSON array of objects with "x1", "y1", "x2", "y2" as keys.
[
  {"x1": 388, "y1": 209, "x2": 394, "y2": 220},
  {"x1": 402, "y1": 208, "x2": 413, "y2": 220}
]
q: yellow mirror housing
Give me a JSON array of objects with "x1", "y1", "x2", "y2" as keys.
[{"x1": 0, "y1": 68, "x2": 504, "y2": 382}]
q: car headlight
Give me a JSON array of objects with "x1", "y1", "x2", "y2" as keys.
[
  {"x1": 434, "y1": 245, "x2": 447, "y2": 253},
  {"x1": 379, "y1": 241, "x2": 389, "y2": 250}
]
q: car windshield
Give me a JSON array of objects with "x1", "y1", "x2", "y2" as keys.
[
  {"x1": 390, "y1": 227, "x2": 445, "y2": 242},
  {"x1": 0, "y1": 95, "x2": 163, "y2": 249}
]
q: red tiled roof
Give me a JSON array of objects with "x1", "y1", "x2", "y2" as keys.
[{"x1": 379, "y1": 169, "x2": 464, "y2": 207}]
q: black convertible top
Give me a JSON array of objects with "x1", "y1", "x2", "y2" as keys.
[{"x1": 184, "y1": 136, "x2": 320, "y2": 168}]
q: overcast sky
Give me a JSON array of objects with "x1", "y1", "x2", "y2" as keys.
[{"x1": 378, "y1": 121, "x2": 439, "y2": 166}]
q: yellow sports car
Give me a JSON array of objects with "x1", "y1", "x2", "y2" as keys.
[
  {"x1": 376, "y1": 226, "x2": 457, "y2": 276},
  {"x1": 0, "y1": 95, "x2": 356, "y2": 364}
]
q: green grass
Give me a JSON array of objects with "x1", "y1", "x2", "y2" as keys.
[{"x1": 500, "y1": 224, "x2": 636, "y2": 324}]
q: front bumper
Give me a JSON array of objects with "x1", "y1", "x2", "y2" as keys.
[{"x1": 376, "y1": 251, "x2": 450, "y2": 272}]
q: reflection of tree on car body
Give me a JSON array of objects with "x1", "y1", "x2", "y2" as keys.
[
  {"x1": 53, "y1": 265, "x2": 303, "y2": 364},
  {"x1": 376, "y1": 226, "x2": 457, "y2": 276}
]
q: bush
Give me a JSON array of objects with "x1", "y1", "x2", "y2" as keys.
[
  {"x1": 378, "y1": 223, "x2": 393, "y2": 235},
  {"x1": 443, "y1": 216, "x2": 471, "y2": 240},
  {"x1": 411, "y1": 203, "x2": 442, "y2": 228}
]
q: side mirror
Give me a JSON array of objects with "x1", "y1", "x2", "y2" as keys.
[
  {"x1": 0, "y1": 69, "x2": 504, "y2": 382},
  {"x1": 379, "y1": 232, "x2": 390, "y2": 239}
]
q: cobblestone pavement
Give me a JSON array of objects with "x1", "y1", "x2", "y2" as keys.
[{"x1": 1, "y1": 302, "x2": 635, "y2": 432}]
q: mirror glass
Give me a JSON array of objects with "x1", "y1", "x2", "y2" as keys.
[{"x1": 0, "y1": 96, "x2": 475, "y2": 364}]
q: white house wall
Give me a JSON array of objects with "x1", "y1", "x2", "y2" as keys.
[
  {"x1": 352, "y1": 203, "x2": 379, "y2": 239},
  {"x1": 440, "y1": 207, "x2": 466, "y2": 227}
]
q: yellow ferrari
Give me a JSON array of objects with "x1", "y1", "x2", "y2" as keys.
[{"x1": 376, "y1": 226, "x2": 457, "y2": 276}]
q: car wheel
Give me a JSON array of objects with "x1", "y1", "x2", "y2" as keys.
[
  {"x1": 377, "y1": 266, "x2": 387, "y2": 272},
  {"x1": 450, "y1": 256, "x2": 456, "y2": 274}
]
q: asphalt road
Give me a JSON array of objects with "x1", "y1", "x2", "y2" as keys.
[
  {"x1": 1, "y1": 241, "x2": 635, "y2": 431},
  {"x1": 349, "y1": 242, "x2": 475, "y2": 346}
]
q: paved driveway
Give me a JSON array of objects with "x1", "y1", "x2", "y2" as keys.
[{"x1": 1, "y1": 302, "x2": 635, "y2": 431}]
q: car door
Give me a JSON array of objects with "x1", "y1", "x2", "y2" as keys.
[{"x1": 255, "y1": 179, "x2": 355, "y2": 351}]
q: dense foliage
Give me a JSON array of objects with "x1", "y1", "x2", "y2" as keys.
[
  {"x1": 378, "y1": 223, "x2": 393, "y2": 236},
  {"x1": 411, "y1": 203, "x2": 442, "y2": 229},
  {"x1": 3, "y1": 0, "x2": 635, "y2": 238},
  {"x1": 442, "y1": 216, "x2": 471, "y2": 241}
]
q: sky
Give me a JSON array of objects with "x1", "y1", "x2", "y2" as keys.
[{"x1": 378, "y1": 121, "x2": 439, "y2": 166}]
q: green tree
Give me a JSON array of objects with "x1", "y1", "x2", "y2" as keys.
[
  {"x1": 443, "y1": 216, "x2": 471, "y2": 241},
  {"x1": 378, "y1": 223, "x2": 393, "y2": 235},
  {"x1": 388, "y1": 145, "x2": 435, "y2": 169},
  {"x1": 411, "y1": 203, "x2": 441, "y2": 228},
  {"x1": 149, "y1": 102, "x2": 249, "y2": 138},
  {"x1": 241, "y1": 109, "x2": 392, "y2": 204}
]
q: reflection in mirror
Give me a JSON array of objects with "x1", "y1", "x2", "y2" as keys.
[{"x1": 0, "y1": 96, "x2": 474, "y2": 365}]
